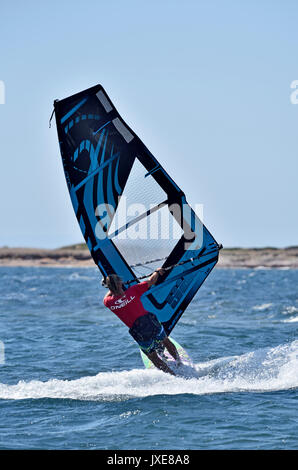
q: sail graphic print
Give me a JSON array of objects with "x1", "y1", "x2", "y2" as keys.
[{"x1": 53, "y1": 84, "x2": 221, "y2": 335}]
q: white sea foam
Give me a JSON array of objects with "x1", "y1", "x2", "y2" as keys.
[
  {"x1": 283, "y1": 316, "x2": 298, "y2": 323},
  {"x1": 68, "y1": 272, "x2": 96, "y2": 281},
  {"x1": 252, "y1": 303, "x2": 273, "y2": 311},
  {"x1": 282, "y1": 306, "x2": 298, "y2": 315},
  {"x1": 1, "y1": 341, "x2": 298, "y2": 401},
  {"x1": 281, "y1": 306, "x2": 298, "y2": 323}
]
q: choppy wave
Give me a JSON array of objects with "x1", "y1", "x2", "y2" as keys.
[{"x1": 1, "y1": 340, "x2": 297, "y2": 402}]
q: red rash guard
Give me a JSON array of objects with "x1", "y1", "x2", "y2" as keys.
[{"x1": 103, "y1": 281, "x2": 149, "y2": 328}]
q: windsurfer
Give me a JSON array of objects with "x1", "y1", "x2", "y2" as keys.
[{"x1": 103, "y1": 269, "x2": 181, "y2": 376}]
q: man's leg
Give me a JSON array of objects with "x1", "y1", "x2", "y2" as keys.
[
  {"x1": 147, "y1": 350, "x2": 176, "y2": 376},
  {"x1": 162, "y1": 337, "x2": 181, "y2": 363}
]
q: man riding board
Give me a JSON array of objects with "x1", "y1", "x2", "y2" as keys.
[{"x1": 103, "y1": 268, "x2": 181, "y2": 376}]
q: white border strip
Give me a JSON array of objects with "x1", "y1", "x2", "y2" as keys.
[
  {"x1": 112, "y1": 117, "x2": 134, "y2": 143},
  {"x1": 96, "y1": 90, "x2": 113, "y2": 113}
]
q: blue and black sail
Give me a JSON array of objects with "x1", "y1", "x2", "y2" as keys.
[{"x1": 53, "y1": 84, "x2": 221, "y2": 335}]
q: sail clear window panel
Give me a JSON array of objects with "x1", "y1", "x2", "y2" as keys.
[{"x1": 111, "y1": 204, "x2": 184, "y2": 277}]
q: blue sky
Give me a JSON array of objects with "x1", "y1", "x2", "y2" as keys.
[{"x1": 0, "y1": 0, "x2": 297, "y2": 248}]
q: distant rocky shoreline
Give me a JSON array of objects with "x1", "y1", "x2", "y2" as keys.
[{"x1": 0, "y1": 246, "x2": 297, "y2": 269}]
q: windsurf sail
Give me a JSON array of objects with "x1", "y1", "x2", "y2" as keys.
[{"x1": 53, "y1": 84, "x2": 221, "y2": 335}]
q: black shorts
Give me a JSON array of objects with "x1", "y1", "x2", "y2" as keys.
[{"x1": 129, "y1": 312, "x2": 166, "y2": 354}]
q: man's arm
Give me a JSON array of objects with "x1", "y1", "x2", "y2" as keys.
[
  {"x1": 103, "y1": 291, "x2": 112, "y2": 301},
  {"x1": 147, "y1": 268, "x2": 164, "y2": 288}
]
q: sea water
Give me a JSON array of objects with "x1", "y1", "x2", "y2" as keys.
[{"x1": 0, "y1": 266, "x2": 297, "y2": 450}]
